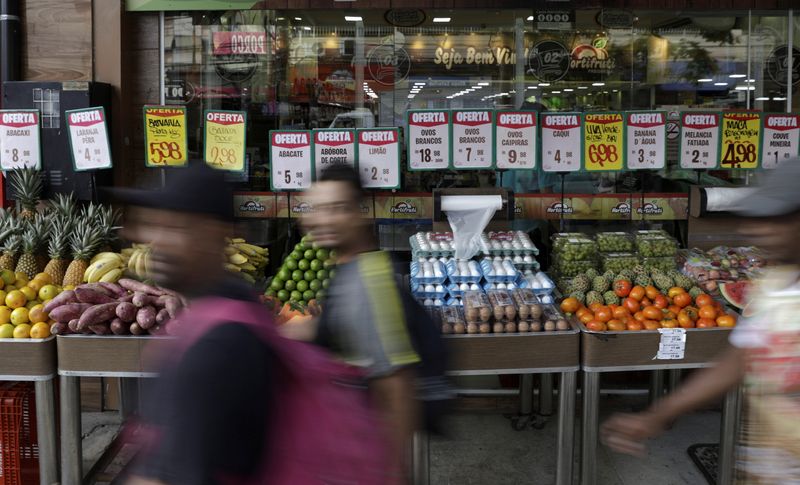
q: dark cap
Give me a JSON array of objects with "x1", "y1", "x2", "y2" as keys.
[
  {"x1": 735, "y1": 158, "x2": 800, "y2": 217},
  {"x1": 111, "y1": 161, "x2": 234, "y2": 220}
]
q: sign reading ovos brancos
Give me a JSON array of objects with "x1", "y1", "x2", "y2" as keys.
[
  {"x1": 679, "y1": 113, "x2": 721, "y2": 169},
  {"x1": 407, "y1": 110, "x2": 450, "y2": 170},
  {"x1": 452, "y1": 110, "x2": 494, "y2": 169},
  {"x1": 720, "y1": 112, "x2": 761, "y2": 170},
  {"x1": 204, "y1": 110, "x2": 247, "y2": 172},
  {"x1": 0, "y1": 110, "x2": 41, "y2": 171},
  {"x1": 761, "y1": 114, "x2": 800, "y2": 169},
  {"x1": 584, "y1": 113, "x2": 624, "y2": 171},
  {"x1": 65, "y1": 107, "x2": 112, "y2": 171},
  {"x1": 270, "y1": 131, "x2": 312, "y2": 191},
  {"x1": 357, "y1": 128, "x2": 400, "y2": 189},
  {"x1": 143, "y1": 106, "x2": 188, "y2": 167},
  {"x1": 313, "y1": 129, "x2": 356, "y2": 179},
  {"x1": 625, "y1": 112, "x2": 666, "y2": 170},
  {"x1": 541, "y1": 113, "x2": 582, "y2": 172},
  {"x1": 495, "y1": 111, "x2": 537, "y2": 169}
]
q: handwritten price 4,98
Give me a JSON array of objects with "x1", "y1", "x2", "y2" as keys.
[
  {"x1": 149, "y1": 142, "x2": 183, "y2": 165},
  {"x1": 721, "y1": 141, "x2": 757, "y2": 167},
  {"x1": 588, "y1": 143, "x2": 619, "y2": 167}
]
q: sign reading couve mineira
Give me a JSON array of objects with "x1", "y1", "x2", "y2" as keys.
[
  {"x1": 313, "y1": 129, "x2": 356, "y2": 180},
  {"x1": 407, "y1": 110, "x2": 450, "y2": 170},
  {"x1": 0, "y1": 110, "x2": 41, "y2": 171},
  {"x1": 452, "y1": 110, "x2": 494, "y2": 169},
  {"x1": 66, "y1": 107, "x2": 113, "y2": 171},
  {"x1": 495, "y1": 111, "x2": 537, "y2": 169},
  {"x1": 761, "y1": 113, "x2": 800, "y2": 169},
  {"x1": 358, "y1": 128, "x2": 401, "y2": 189},
  {"x1": 270, "y1": 130, "x2": 312, "y2": 191}
]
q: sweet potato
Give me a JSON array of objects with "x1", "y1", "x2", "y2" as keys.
[
  {"x1": 129, "y1": 322, "x2": 145, "y2": 335},
  {"x1": 155, "y1": 308, "x2": 170, "y2": 325},
  {"x1": 68, "y1": 319, "x2": 80, "y2": 333},
  {"x1": 80, "y1": 283, "x2": 114, "y2": 296},
  {"x1": 149, "y1": 324, "x2": 165, "y2": 335},
  {"x1": 115, "y1": 302, "x2": 137, "y2": 323},
  {"x1": 136, "y1": 305, "x2": 157, "y2": 330},
  {"x1": 98, "y1": 282, "x2": 127, "y2": 298},
  {"x1": 50, "y1": 322, "x2": 69, "y2": 335},
  {"x1": 44, "y1": 290, "x2": 78, "y2": 313},
  {"x1": 77, "y1": 303, "x2": 119, "y2": 331},
  {"x1": 50, "y1": 303, "x2": 93, "y2": 323},
  {"x1": 157, "y1": 295, "x2": 181, "y2": 318},
  {"x1": 119, "y1": 279, "x2": 164, "y2": 296},
  {"x1": 133, "y1": 292, "x2": 160, "y2": 308},
  {"x1": 118, "y1": 293, "x2": 134, "y2": 303},
  {"x1": 110, "y1": 318, "x2": 128, "y2": 335},
  {"x1": 89, "y1": 323, "x2": 111, "y2": 335},
  {"x1": 75, "y1": 287, "x2": 117, "y2": 305}
]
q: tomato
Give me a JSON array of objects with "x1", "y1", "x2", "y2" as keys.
[
  {"x1": 673, "y1": 292, "x2": 692, "y2": 308},
  {"x1": 662, "y1": 319, "x2": 679, "y2": 328},
  {"x1": 612, "y1": 306, "x2": 629, "y2": 320},
  {"x1": 586, "y1": 320, "x2": 608, "y2": 332},
  {"x1": 560, "y1": 297, "x2": 580, "y2": 314},
  {"x1": 643, "y1": 305, "x2": 662, "y2": 320},
  {"x1": 716, "y1": 314, "x2": 737, "y2": 327},
  {"x1": 634, "y1": 311, "x2": 646, "y2": 322},
  {"x1": 580, "y1": 313, "x2": 595, "y2": 324},
  {"x1": 629, "y1": 286, "x2": 645, "y2": 301},
  {"x1": 594, "y1": 307, "x2": 612, "y2": 323},
  {"x1": 607, "y1": 319, "x2": 626, "y2": 331},
  {"x1": 653, "y1": 295, "x2": 669, "y2": 310},
  {"x1": 678, "y1": 310, "x2": 695, "y2": 328},
  {"x1": 698, "y1": 305, "x2": 718, "y2": 320},
  {"x1": 662, "y1": 310, "x2": 677, "y2": 320},
  {"x1": 696, "y1": 318, "x2": 717, "y2": 328},
  {"x1": 640, "y1": 297, "x2": 652, "y2": 307},
  {"x1": 626, "y1": 320, "x2": 644, "y2": 331},
  {"x1": 667, "y1": 287, "x2": 686, "y2": 299},
  {"x1": 614, "y1": 280, "x2": 632, "y2": 298},
  {"x1": 683, "y1": 306, "x2": 699, "y2": 321},
  {"x1": 695, "y1": 294, "x2": 713, "y2": 308},
  {"x1": 643, "y1": 320, "x2": 662, "y2": 330},
  {"x1": 668, "y1": 305, "x2": 682, "y2": 316},
  {"x1": 623, "y1": 297, "x2": 641, "y2": 314},
  {"x1": 576, "y1": 307, "x2": 591, "y2": 319},
  {"x1": 589, "y1": 302, "x2": 603, "y2": 312},
  {"x1": 645, "y1": 285, "x2": 660, "y2": 301}
]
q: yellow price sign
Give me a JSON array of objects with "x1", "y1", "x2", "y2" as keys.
[
  {"x1": 584, "y1": 112, "x2": 624, "y2": 171},
  {"x1": 143, "y1": 106, "x2": 188, "y2": 167},
  {"x1": 204, "y1": 110, "x2": 247, "y2": 172},
  {"x1": 720, "y1": 112, "x2": 761, "y2": 170}
]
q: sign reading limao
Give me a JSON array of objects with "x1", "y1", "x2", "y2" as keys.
[
  {"x1": 720, "y1": 112, "x2": 761, "y2": 170},
  {"x1": 204, "y1": 110, "x2": 247, "y2": 172},
  {"x1": 313, "y1": 129, "x2": 356, "y2": 180},
  {"x1": 625, "y1": 111, "x2": 666, "y2": 170},
  {"x1": 143, "y1": 106, "x2": 188, "y2": 167},
  {"x1": 407, "y1": 110, "x2": 450, "y2": 170},
  {"x1": 270, "y1": 130, "x2": 312, "y2": 191},
  {"x1": 357, "y1": 128, "x2": 401, "y2": 189},
  {"x1": 679, "y1": 113, "x2": 721, "y2": 169},
  {"x1": 761, "y1": 113, "x2": 800, "y2": 169},
  {"x1": 495, "y1": 111, "x2": 537, "y2": 170},
  {"x1": 452, "y1": 110, "x2": 494, "y2": 169},
  {"x1": 0, "y1": 110, "x2": 41, "y2": 171},
  {"x1": 584, "y1": 112, "x2": 624, "y2": 171},
  {"x1": 65, "y1": 107, "x2": 113, "y2": 171},
  {"x1": 541, "y1": 113, "x2": 582, "y2": 172}
]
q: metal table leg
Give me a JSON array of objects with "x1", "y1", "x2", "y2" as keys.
[
  {"x1": 412, "y1": 430, "x2": 429, "y2": 485},
  {"x1": 649, "y1": 369, "x2": 665, "y2": 404},
  {"x1": 60, "y1": 375, "x2": 82, "y2": 485},
  {"x1": 556, "y1": 371, "x2": 577, "y2": 485},
  {"x1": 519, "y1": 374, "x2": 533, "y2": 415},
  {"x1": 540, "y1": 373, "x2": 554, "y2": 416},
  {"x1": 581, "y1": 371, "x2": 601, "y2": 485},
  {"x1": 667, "y1": 369, "x2": 682, "y2": 394},
  {"x1": 718, "y1": 386, "x2": 742, "y2": 485},
  {"x1": 35, "y1": 379, "x2": 57, "y2": 485},
  {"x1": 119, "y1": 377, "x2": 139, "y2": 419}
]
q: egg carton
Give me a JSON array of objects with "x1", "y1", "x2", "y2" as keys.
[
  {"x1": 480, "y1": 259, "x2": 519, "y2": 283},
  {"x1": 537, "y1": 294, "x2": 556, "y2": 305},
  {"x1": 410, "y1": 260, "x2": 448, "y2": 285},
  {"x1": 446, "y1": 260, "x2": 483, "y2": 284},
  {"x1": 445, "y1": 296, "x2": 464, "y2": 307},
  {"x1": 482, "y1": 281, "x2": 520, "y2": 292},
  {"x1": 447, "y1": 282, "x2": 483, "y2": 297},
  {"x1": 410, "y1": 232, "x2": 457, "y2": 258},
  {"x1": 516, "y1": 271, "x2": 556, "y2": 296},
  {"x1": 419, "y1": 296, "x2": 446, "y2": 308},
  {"x1": 411, "y1": 281, "x2": 448, "y2": 300},
  {"x1": 480, "y1": 231, "x2": 539, "y2": 256}
]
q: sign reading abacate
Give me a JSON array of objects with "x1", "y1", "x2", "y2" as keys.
[
  {"x1": 270, "y1": 130, "x2": 312, "y2": 191},
  {"x1": 357, "y1": 128, "x2": 400, "y2": 189},
  {"x1": 541, "y1": 113, "x2": 582, "y2": 172},
  {"x1": 679, "y1": 113, "x2": 721, "y2": 169},
  {"x1": 761, "y1": 113, "x2": 800, "y2": 169},
  {"x1": 625, "y1": 111, "x2": 666, "y2": 170},
  {"x1": 452, "y1": 110, "x2": 493, "y2": 169},
  {"x1": 495, "y1": 111, "x2": 537, "y2": 170},
  {"x1": 66, "y1": 107, "x2": 113, "y2": 171},
  {"x1": 407, "y1": 110, "x2": 450, "y2": 170},
  {"x1": 0, "y1": 110, "x2": 41, "y2": 171},
  {"x1": 313, "y1": 129, "x2": 356, "y2": 180}
]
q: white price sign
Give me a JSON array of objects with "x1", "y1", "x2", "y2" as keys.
[
  {"x1": 407, "y1": 110, "x2": 450, "y2": 170},
  {"x1": 495, "y1": 111, "x2": 537, "y2": 169},
  {"x1": 679, "y1": 113, "x2": 720, "y2": 169},
  {"x1": 541, "y1": 113, "x2": 582, "y2": 172},
  {"x1": 66, "y1": 107, "x2": 113, "y2": 171},
  {"x1": 0, "y1": 110, "x2": 41, "y2": 171},
  {"x1": 357, "y1": 128, "x2": 400, "y2": 189},
  {"x1": 270, "y1": 131, "x2": 312, "y2": 191},
  {"x1": 761, "y1": 114, "x2": 800, "y2": 169},
  {"x1": 626, "y1": 111, "x2": 666, "y2": 170},
  {"x1": 313, "y1": 129, "x2": 356, "y2": 180},
  {"x1": 452, "y1": 110, "x2": 493, "y2": 169},
  {"x1": 655, "y1": 328, "x2": 686, "y2": 360}
]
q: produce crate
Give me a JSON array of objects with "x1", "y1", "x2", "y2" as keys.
[
  {"x1": 0, "y1": 337, "x2": 56, "y2": 379},
  {"x1": 57, "y1": 335, "x2": 173, "y2": 376},
  {"x1": 579, "y1": 321, "x2": 732, "y2": 371},
  {"x1": 0, "y1": 383, "x2": 38, "y2": 485}
]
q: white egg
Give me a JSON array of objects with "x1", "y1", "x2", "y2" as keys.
[
  {"x1": 424, "y1": 299, "x2": 433, "y2": 306},
  {"x1": 434, "y1": 299, "x2": 443, "y2": 306},
  {"x1": 424, "y1": 284, "x2": 435, "y2": 293},
  {"x1": 470, "y1": 269, "x2": 481, "y2": 277},
  {"x1": 497, "y1": 283, "x2": 507, "y2": 290},
  {"x1": 460, "y1": 283, "x2": 469, "y2": 291},
  {"x1": 524, "y1": 255, "x2": 533, "y2": 263},
  {"x1": 439, "y1": 257, "x2": 448, "y2": 265},
  {"x1": 542, "y1": 296, "x2": 554, "y2": 304},
  {"x1": 470, "y1": 284, "x2": 480, "y2": 291},
  {"x1": 525, "y1": 270, "x2": 534, "y2": 276},
  {"x1": 429, "y1": 242, "x2": 440, "y2": 250},
  {"x1": 435, "y1": 285, "x2": 444, "y2": 293},
  {"x1": 532, "y1": 281, "x2": 543, "y2": 289},
  {"x1": 423, "y1": 270, "x2": 432, "y2": 279},
  {"x1": 514, "y1": 256, "x2": 524, "y2": 263},
  {"x1": 492, "y1": 241, "x2": 502, "y2": 249},
  {"x1": 507, "y1": 282, "x2": 517, "y2": 290}
]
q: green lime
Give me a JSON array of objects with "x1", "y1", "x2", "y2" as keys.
[
  {"x1": 292, "y1": 270, "x2": 304, "y2": 282},
  {"x1": 296, "y1": 243, "x2": 308, "y2": 253},
  {"x1": 304, "y1": 249, "x2": 316, "y2": 260},
  {"x1": 303, "y1": 290, "x2": 315, "y2": 301},
  {"x1": 323, "y1": 260, "x2": 335, "y2": 270},
  {"x1": 285, "y1": 259, "x2": 298, "y2": 270},
  {"x1": 284, "y1": 279, "x2": 297, "y2": 291},
  {"x1": 277, "y1": 269, "x2": 291, "y2": 281},
  {"x1": 316, "y1": 290, "x2": 325, "y2": 299},
  {"x1": 309, "y1": 280, "x2": 322, "y2": 292},
  {"x1": 310, "y1": 259, "x2": 322, "y2": 272},
  {"x1": 316, "y1": 249, "x2": 329, "y2": 261},
  {"x1": 290, "y1": 290, "x2": 302, "y2": 301},
  {"x1": 298, "y1": 259, "x2": 310, "y2": 271},
  {"x1": 304, "y1": 270, "x2": 316, "y2": 282},
  {"x1": 290, "y1": 250, "x2": 303, "y2": 261},
  {"x1": 322, "y1": 279, "x2": 330, "y2": 289},
  {"x1": 277, "y1": 290, "x2": 289, "y2": 301},
  {"x1": 269, "y1": 278, "x2": 283, "y2": 291},
  {"x1": 296, "y1": 280, "x2": 309, "y2": 292},
  {"x1": 264, "y1": 289, "x2": 276, "y2": 297},
  {"x1": 316, "y1": 269, "x2": 329, "y2": 281}
]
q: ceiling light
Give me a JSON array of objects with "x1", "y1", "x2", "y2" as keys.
[
  {"x1": 277, "y1": 17, "x2": 285, "y2": 20},
  {"x1": 527, "y1": 15, "x2": 533, "y2": 20},
  {"x1": 345, "y1": 16, "x2": 363, "y2": 21},
  {"x1": 603, "y1": 91, "x2": 609, "y2": 94},
  {"x1": 612, "y1": 89, "x2": 618, "y2": 92},
  {"x1": 746, "y1": 79, "x2": 755, "y2": 83},
  {"x1": 729, "y1": 74, "x2": 746, "y2": 78},
  {"x1": 755, "y1": 97, "x2": 769, "y2": 101},
  {"x1": 577, "y1": 86, "x2": 588, "y2": 90},
  {"x1": 592, "y1": 82, "x2": 605, "y2": 86},
  {"x1": 563, "y1": 88, "x2": 574, "y2": 92},
  {"x1": 734, "y1": 86, "x2": 755, "y2": 91},
  {"x1": 294, "y1": 17, "x2": 302, "y2": 20},
  {"x1": 527, "y1": 86, "x2": 538, "y2": 90},
  {"x1": 414, "y1": 82, "x2": 426, "y2": 85},
  {"x1": 433, "y1": 17, "x2": 451, "y2": 23},
  {"x1": 774, "y1": 97, "x2": 787, "y2": 101},
  {"x1": 538, "y1": 83, "x2": 550, "y2": 87},
  {"x1": 552, "y1": 91, "x2": 561, "y2": 94},
  {"x1": 697, "y1": 78, "x2": 712, "y2": 82},
  {"x1": 714, "y1": 82, "x2": 728, "y2": 86},
  {"x1": 303, "y1": 26, "x2": 311, "y2": 30},
  {"x1": 478, "y1": 82, "x2": 490, "y2": 86}
]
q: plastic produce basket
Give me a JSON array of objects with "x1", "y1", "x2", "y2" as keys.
[{"x1": 0, "y1": 383, "x2": 38, "y2": 485}]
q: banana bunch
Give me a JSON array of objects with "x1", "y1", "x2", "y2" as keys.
[
  {"x1": 224, "y1": 238, "x2": 269, "y2": 284},
  {"x1": 122, "y1": 244, "x2": 152, "y2": 280},
  {"x1": 85, "y1": 252, "x2": 127, "y2": 283}
]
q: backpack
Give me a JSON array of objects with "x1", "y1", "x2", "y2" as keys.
[{"x1": 142, "y1": 297, "x2": 397, "y2": 485}]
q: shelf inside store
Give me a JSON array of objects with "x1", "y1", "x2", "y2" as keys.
[
  {"x1": 57, "y1": 335, "x2": 173, "y2": 376},
  {"x1": 0, "y1": 337, "x2": 57, "y2": 379}
]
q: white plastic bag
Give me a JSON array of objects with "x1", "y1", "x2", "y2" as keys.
[{"x1": 441, "y1": 195, "x2": 502, "y2": 260}]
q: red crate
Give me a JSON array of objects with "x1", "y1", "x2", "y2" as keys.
[{"x1": 0, "y1": 383, "x2": 39, "y2": 485}]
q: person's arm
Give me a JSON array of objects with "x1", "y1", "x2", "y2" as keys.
[
  {"x1": 370, "y1": 367, "x2": 418, "y2": 476},
  {"x1": 602, "y1": 346, "x2": 745, "y2": 456}
]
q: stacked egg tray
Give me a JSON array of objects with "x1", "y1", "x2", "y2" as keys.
[{"x1": 410, "y1": 231, "x2": 539, "y2": 270}]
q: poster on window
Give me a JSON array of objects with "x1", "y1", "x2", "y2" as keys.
[
  {"x1": 313, "y1": 129, "x2": 356, "y2": 180},
  {"x1": 65, "y1": 107, "x2": 113, "y2": 171},
  {"x1": 270, "y1": 130, "x2": 312, "y2": 191},
  {"x1": 452, "y1": 110, "x2": 494, "y2": 169},
  {"x1": 495, "y1": 111, "x2": 537, "y2": 170},
  {"x1": 407, "y1": 110, "x2": 450, "y2": 170},
  {"x1": 761, "y1": 113, "x2": 800, "y2": 169},
  {"x1": 541, "y1": 113, "x2": 582, "y2": 172},
  {"x1": 143, "y1": 106, "x2": 188, "y2": 167},
  {"x1": 0, "y1": 110, "x2": 41, "y2": 171},
  {"x1": 625, "y1": 111, "x2": 666, "y2": 170},
  {"x1": 204, "y1": 110, "x2": 247, "y2": 173},
  {"x1": 584, "y1": 112, "x2": 624, "y2": 171},
  {"x1": 357, "y1": 128, "x2": 400, "y2": 189},
  {"x1": 719, "y1": 112, "x2": 761, "y2": 170},
  {"x1": 679, "y1": 113, "x2": 721, "y2": 169}
]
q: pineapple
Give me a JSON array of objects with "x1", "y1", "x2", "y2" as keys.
[
  {"x1": 0, "y1": 235, "x2": 21, "y2": 272},
  {"x1": 15, "y1": 228, "x2": 39, "y2": 279},
  {"x1": 62, "y1": 222, "x2": 103, "y2": 288},
  {"x1": 44, "y1": 216, "x2": 72, "y2": 285},
  {"x1": 50, "y1": 193, "x2": 77, "y2": 218},
  {"x1": 8, "y1": 168, "x2": 42, "y2": 220},
  {"x1": 95, "y1": 205, "x2": 122, "y2": 251}
]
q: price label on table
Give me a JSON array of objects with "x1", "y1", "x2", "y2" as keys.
[
  {"x1": 143, "y1": 106, "x2": 188, "y2": 167},
  {"x1": 452, "y1": 110, "x2": 494, "y2": 169},
  {"x1": 625, "y1": 111, "x2": 666, "y2": 170},
  {"x1": 0, "y1": 110, "x2": 41, "y2": 170},
  {"x1": 761, "y1": 113, "x2": 800, "y2": 169},
  {"x1": 541, "y1": 113, "x2": 582, "y2": 172},
  {"x1": 270, "y1": 130, "x2": 312, "y2": 191},
  {"x1": 65, "y1": 107, "x2": 112, "y2": 171},
  {"x1": 679, "y1": 113, "x2": 721, "y2": 169},
  {"x1": 204, "y1": 110, "x2": 247, "y2": 172},
  {"x1": 584, "y1": 112, "x2": 624, "y2": 171},
  {"x1": 407, "y1": 110, "x2": 450, "y2": 170},
  {"x1": 357, "y1": 128, "x2": 400, "y2": 189},
  {"x1": 655, "y1": 328, "x2": 686, "y2": 360},
  {"x1": 720, "y1": 112, "x2": 761, "y2": 170},
  {"x1": 495, "y1": 111, "x2": 537, "y2": 169},
  {"x1": 313, "y1": 129, "x2": 356, "y2": 180}
]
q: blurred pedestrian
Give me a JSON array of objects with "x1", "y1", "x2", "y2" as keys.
[{"x1": 601, "y1": 160, "x2": 800, "y2": 483}]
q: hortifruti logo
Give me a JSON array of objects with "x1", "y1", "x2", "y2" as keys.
[
  {"x1": 611, "y1": 201, "x2": 631, "y2": 215},
  {"x1": 390, "y1": 200, "x2": 418, "y2": 214},
  {"x1": 239, "y1": 200, "x2": 266, "y2": 213},
  {"x1": 637, "y1": 202, "x2": 664, "y2": 215},
  {"x1": 292, "y1": 201, "x2": 315, "y2": 214},
  {"x1": 546, "y1": 201, "x2": 574, "y2": 215}
]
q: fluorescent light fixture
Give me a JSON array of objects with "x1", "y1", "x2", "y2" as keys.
[
  {"x1": 538, "y1": 83, "x2": 550, "y2": 87},
  {"x1": 774, "y1": 97, "x2": 787, "y2": 101},
  {"x1": 303, "y1": 26, "x2": 311, "y2": 30},
  {"x1": 714, "y1": 82, "x2": 728, "y2": 86},
  {"x1": 729, "y1": 74, "x2": 746, "y2": 78},
  {"x1": 577, "y1": 86, "x2": 588, "y2": 90},
  {"x1": 478, "y1": 82, "x2": 490, "y2": 86},
  {"x1": 551, "y1": 91, "x2": 561, "y2": 94},
  {"x1": 294, "y1": 17, "x2": 302, "y2": 20},
  {"x1": 527, "y1": 15, "x2": 533, "y2": 20},
  {"x1": 277, "y1": 17, "x2": 285, "y2": 20},
  {"x1": 755, "y1": 97, "x2": 769, "y2": 101},
  {"x1": 527, "y1": 86, "x2": 538, "y2": 90},
  {"x1": 612, "y1": 89, "x2": 618, "y2": 92},
  {"x1": 746, "y1": 79, "x2": 755, "y2": 83},
  {"x1": 734, "y1": 86, "x2": 755, "y2": 91},
  {"x1": 603, "y1": 91, "x2": 609, "y2": 94},
  {"x1": 433, "y1": 17, "x2": 451, "y2": 23},
  {"x1": 345, "y1": 16, "x2": 363, "y2": 21},
  {"x1": 414, "y1": 82, "x2": 426, "y2": 86},
  {"x1": 697, "y1": 78, "x2": 712, "y2": 82},
  {"x1": 592, "y1": 82, "x2": 605, "y2": 86},
  {"x1": 563, "y1": 88, "x2": 574, "y2": 92}
]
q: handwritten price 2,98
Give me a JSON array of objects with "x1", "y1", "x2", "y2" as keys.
[
  {"x1": 149, "y1": 142, "x2": 183, "y2": 165},
  {"x1": 588, "y1": 143, "x2": 619, "y2": 167},
  {"x1": 209, "y1": 147, "x2": 237, "y2": 166}
]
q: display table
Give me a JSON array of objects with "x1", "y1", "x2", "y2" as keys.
[
  {"x1": 578, "y1": 324, "x2": 739, "y2": 485},
  {"x1": 0, "y1": 337, "x2": 58, "y2": 485}
]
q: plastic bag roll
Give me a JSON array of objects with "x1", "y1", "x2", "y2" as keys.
[
  {"x1": 441, "y1": 195, "x2": 503, "y2": 212},
  {"x1": 705, "y1": 187, "x2": 757, "y2": 213},
  {"x1": 442, "y1": 195, "x2": 503, "y2": 259}
]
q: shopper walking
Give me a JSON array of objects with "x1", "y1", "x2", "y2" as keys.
[{"x1": 601, "y1": 160, "x2": 800, "y2": 484}]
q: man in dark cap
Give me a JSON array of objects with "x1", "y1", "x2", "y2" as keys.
[{"x1": 602, "y1": 159, "x2": 800, "y2": 483}]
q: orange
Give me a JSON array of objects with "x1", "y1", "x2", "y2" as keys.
[
  {"x1": 695, "y1": 294, "x2": 713, "y2": 308},
  {"x1": 12, "y1": 323, "x2": 31, "y2": 339},
  {"x1": 594, "y1": 306, "x2": 612, "y2": 323},
  {"x1": 586, "y1": 320, "x2": 607, "y2": 332},
  {"x1": 626, "y1": 320, "x2": 644, "y2": 331},
  {"x1": 643, "y1": 320, "x2": 662, "y2": 330},
  {"x1": 19, "y1": 286, "x2": 36, "y2": 302},
  {"x1": 643, "y1": 305, "x2": 662, "y2": 321},
  {"x1": 698, "y1": 305, "x2": 718, "y2": 320},
  {"x1": 28, "y1": 305, "x2": 47, "y2": 324},
  {"x1": 34, "y1": 273, "x2": 52, "y2": 285},
  {"x1": 10, "y1": 307, "x2": 29, "y2": 326},
  {"x1": 26, "y1": 279, "x2": 43, "y2": 293},
  {"x1": 653, "y1": 295, "x2": 669, "y2": 310},
  {"x1": 29, "y1": 322, "x2": 50, "y2": 339},
  {"x1": 0, "y1": 306, "x2": 12, "y2": 325},
  {"x1": 607, "y1": 320, "x2": 626, "y2": 332},
  {"x1": 5, "y1": 290, "x2": 26, "y2": 309},
  {"x1": 697, "y1": 318, "x2": 717, "y2": 328},
  {"x1": 716, "y1": 314, "x2": 737, "y2": 327},
  {"x1": 629, "y1": 286, "x2": 645, "y2": 301},
  {"x1": 38, "y1": 285, "x2": 59, "y2": 302},
  {"x1": 667, "y1": 287, "x2": 686, "y2": 298},
  {"x1": 645, "y1": 285, "x2": 660, "y2": 301},
  {"x1": 560, "y1": 297, "x2": 580, "y2": 314}
]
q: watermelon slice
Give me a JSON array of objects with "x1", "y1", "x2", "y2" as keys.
[{"x1": 720, "y1": 281, "x2": 748, "y2": 310}]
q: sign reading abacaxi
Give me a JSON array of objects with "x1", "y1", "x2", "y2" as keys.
[{"x1": 0, "y1": 110, "x2": 41, "y2": 171}]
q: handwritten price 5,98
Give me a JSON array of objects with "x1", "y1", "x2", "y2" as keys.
[
  {"x1": 149, "y1": 142, "x2": 183, "y2": 165},
  {"x1": 588, "y1": 143, "x2": 619, "y2": 167}
]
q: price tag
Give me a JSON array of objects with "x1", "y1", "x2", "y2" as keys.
[
  {"x1": 720, "y1": 112, "x2": 761, "y2": 170},
  {"x1": 65, "y1": 107, "x2": 112, "y2": 171},
  {"x1": 452, "y1": 110, "x2": 494, "y2": 169},
  {"x1": 204, "y1": 110, "x2": 247, "y2": 172},
  {"x1": 625, "y1": 111, "x2": 666, "y2": 170},
  {"x1": 407, "y1": 110, "x2": 450, "y2": 170},
  {"x1": 655, "y1": 328, "x2": 686, "y2": 360},
  {"x1": 143, "y1": 106, "x2": 188, "y2": 167},
  {"x1": 313, "y1": 129, "x2": 356, "y2": 180},
  {"x1": 584, "y1": 112, "x2": 624, "y2": 171},
  {"x1": 679, "y1": 113, "x2": 721, "y2": 169},
  {"x1": 495, "y1": 111, "x2": 537, "y2": 169},
  {"x1": 761, "y1": 113, "x2": 800, "y2": 169},
  {"x1": 357, "y1": 128, "x2": 400, "y2": 189},
  {"x1": 270, "y1": 130, "x2": 312, "y2": 191},
  {"x1": 541, "y1": 113, "x2": 582, "y2": 172},
  {"x1": 0, "y1": 110, "x2": 41, "y2": 170}
]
